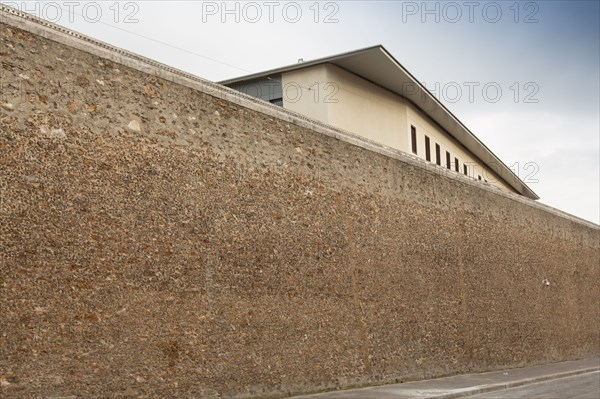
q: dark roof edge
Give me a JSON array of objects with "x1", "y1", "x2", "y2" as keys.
[{"x1": 219, "y1": 45, "x2": 385, "y2": 85}]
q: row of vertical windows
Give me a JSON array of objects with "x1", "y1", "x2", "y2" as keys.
[{"x1": 411, "y1": 125, "x2": 481, "y2": 180}]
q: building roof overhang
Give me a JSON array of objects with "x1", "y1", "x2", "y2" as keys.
[{"x1": 220, "y1": 45, "x2": 539, "y2": 200}]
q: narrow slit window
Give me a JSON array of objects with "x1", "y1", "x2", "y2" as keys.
[
  {"x1": 425, "y1": 136, "x2": 431, "y2": 161},
  {"x1": 446, "y1": 151, "x2": 451, "y2": 169},
  {"x1": 454, "y1": 158, "x2": 459, "y2": 172},
  {"x1": 463, "y1": 164, "x2": 468, "y2": 175},
  {"x1": 435, "y1": 144, "x2": 441, "y2": 166},
  {"x1": 411, "y1": 126, "x2": 417, "y2": 154},
  {"x1": 478, "y1": 175, "x2": 482, "y2": 181}
]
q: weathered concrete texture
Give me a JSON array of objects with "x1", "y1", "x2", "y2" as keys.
[{"x1": 0, "y1": 22, "x2": 599, "y2": 399}]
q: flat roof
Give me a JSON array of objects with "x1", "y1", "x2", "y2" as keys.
[{"x1": 220, "y1": 45, "x2": 539, "y2": 200}]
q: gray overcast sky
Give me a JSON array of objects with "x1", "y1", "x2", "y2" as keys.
[{"x1": 4, "y1": 0, "x2": 599, "y2": 223}]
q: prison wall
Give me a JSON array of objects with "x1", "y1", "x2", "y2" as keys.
[{"x1": 0, "y1": 13, "x2": 598, "y2": 399}]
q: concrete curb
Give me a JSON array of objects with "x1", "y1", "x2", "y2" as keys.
[{"x1": 427, "y1": 367, "x2": 600, "y2": 399}]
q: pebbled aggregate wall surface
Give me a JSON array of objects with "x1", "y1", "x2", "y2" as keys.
[{"x1": 0, "y1": 17, "x2": 599, "y2": 399}]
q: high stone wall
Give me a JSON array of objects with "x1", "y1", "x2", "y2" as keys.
[{"x1": 0, "y1": 11, "x2": 598, "y2": 399}]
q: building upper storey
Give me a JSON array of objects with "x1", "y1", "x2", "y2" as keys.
[{"x1": 221, "y1": 46, "x2": 539, "y2": 200}]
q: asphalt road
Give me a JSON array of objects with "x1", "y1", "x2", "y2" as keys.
[{"x1": 464, "y1": 371, "x2": 600, "y2": 399}]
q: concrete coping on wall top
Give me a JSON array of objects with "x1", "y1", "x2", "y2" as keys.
[{"x1": 1, "y1": 4, "x2": 598, "y2": 230}]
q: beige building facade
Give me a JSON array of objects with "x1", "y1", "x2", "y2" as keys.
[{"x1": 222, "y1": 46, "x2": 537, "y2": 199}]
